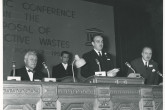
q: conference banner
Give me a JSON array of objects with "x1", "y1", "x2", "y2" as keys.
[{"x1": 3, "y1": 0, "x2": 115, "y2": 80}]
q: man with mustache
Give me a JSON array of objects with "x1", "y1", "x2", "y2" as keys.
[
  {"x1": 127, "y1": 47, "x2": 160, "y2": 85},
  {"x1": 81, "y1": 34, "x2": 119, "y2": 78}
]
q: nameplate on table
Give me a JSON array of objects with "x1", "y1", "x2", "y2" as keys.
[{"x1": 95, "y1": 71, "x2": 106, "y2": 76}]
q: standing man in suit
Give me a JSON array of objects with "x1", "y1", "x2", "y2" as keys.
[
  {"x1": 81, "y1": 34, "x2": 119, "y2": 78},
  {"x1": 11, "y1": 51, "x2": 46, "y2": 81},
  {"x1": 52, "y1": 51, "x2": 73, "y2": 79},
  {"x1": 127, "y1": 46, "x2": 161, "y2": 85}
]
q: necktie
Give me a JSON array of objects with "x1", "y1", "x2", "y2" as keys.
[
  {"x1": 145, "y1": 62, "x2": 148, "y2": 68},
  {"x1": 98, "y1": 52, "x2": 103, "y2": 70},
  {"x1": 98, "y1": 52, "x2": 102, "y2": 57},
  {"x1": 27, "y1": 69, "x2": 34, "y2": 81},
  {"x1": 28, "y1": 69, "x2": 35, "y2": 73}
]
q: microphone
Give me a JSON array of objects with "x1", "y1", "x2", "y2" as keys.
[
  {"x1": 125, "y1": 62, "x2": 135, "y2": 73},
  {"x1": 7, "y1": 61, "x2": 21, "y2": 81},
  {"x1": 42, "y1": 62, "x2": 56, "y2": 82},
  {"x1": 12, "y1": 61, "x2": 16, "y2": 76},
  {"x1": 95, "y1": 59, "x2": 106, "y2": 76},
  {"x1": 42, "y1": 62, "x2": 50, "y2": 78},
  {"x1": 156, "y1": 71, "x2": 163, "y2": 77},
  {"x1": 95, "y1": 59, "x2": 101, "y2": 71},
  {"x1": 126, "y1": 62, "x2": 144, "y2": 79}
]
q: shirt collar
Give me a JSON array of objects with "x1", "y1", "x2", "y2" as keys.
[
  {"x1": 25, "y1": 67, "x2": 30, "y2": 71},
  {"x1": 62, "y1": 63, "x2": 68, "y2": 68},
  {"x1": 142, "y1": 58, "x2": 149, "y2": 65},
  {"x1": 62, "y1": 63, "x2": 68, "y2": 65},
  {"x1": 62, "y1": 63, "x2": 68, "y2": 70},
  {"x1": 25, "y1": 67, "x2": 34, "y2": 72},
  {"x1": 94, "y1": 49, "x2": 102, "y2": 56}
]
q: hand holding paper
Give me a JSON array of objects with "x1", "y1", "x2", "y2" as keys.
[{"x1": 107, "y1": 68, "x2": 120, "y2": 77}]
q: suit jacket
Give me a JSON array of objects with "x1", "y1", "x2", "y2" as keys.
[
  {"x1": 128, "y1": 58, "x2": 160, "y2": 85},
  {"x1": 52, "y1": 63, "x2": 73, "y2": 78},
  {"x1": 81, "y1": 49, "x2": 114, "y2": 78},
  {"x1": 10, "y1": 67, "x2": 46, "y2": 81}
]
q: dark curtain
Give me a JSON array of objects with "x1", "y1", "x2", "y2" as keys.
[{"x1": 114, "y1": 0, "x2": 163, "y2": 82}]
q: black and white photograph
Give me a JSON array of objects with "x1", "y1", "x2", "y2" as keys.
[{"x1": 3, "y1": 0, "x2": 163, "y2": 109}]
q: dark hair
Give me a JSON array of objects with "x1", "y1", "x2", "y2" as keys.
[
  {"x1": 91, "y1": 33, "x2": 103, "y2": 42},
  {"x1": 61, "y1": 51, "x2": 70, "y2": 56}
]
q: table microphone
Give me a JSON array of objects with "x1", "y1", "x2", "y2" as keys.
[
  {"x1": 42, "y1": 62, "x2": 50, "y2": 78},
  {"x1": 95, "y1": 59, "x2": 101, "y2": 71},
  {"x1": 156, "y1": 71, "x2": 163, "y2": 77},
  {"x1": 125, "y1": 62, "x2": 143, "y2": 78},
  {"x1": 7, "y1": 61, "x2": 21, "y2": 81},
  {"x1": 95, "y1": 59, "x2": 106, "y2": 76},
  {"x1": 125, "y1": 62, "x2": 135, "y2": 73},
  {"x1": 12, "y1": 61, "x2": 16, "y2": 76},
  {"x1": 42, "y1": 62, "x2": 56, "y2": 82}
]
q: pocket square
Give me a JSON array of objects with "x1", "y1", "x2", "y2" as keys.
[{"x1": 149, "y1": 65, "x2": 153, "y2": 67}]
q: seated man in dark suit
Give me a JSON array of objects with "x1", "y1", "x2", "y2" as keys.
[
  {"x1": 10, "y1": 51, "x2": 46, "y2": 81},
  {"x1": 81, "y1": 34, "x2": 119, "y2": 78},
  {"x1": 52, "y1": 51, "x2": 73, "y2": 80},
  {"x1": 127, "y1": 46, "x2": 161, "y2": 85}
]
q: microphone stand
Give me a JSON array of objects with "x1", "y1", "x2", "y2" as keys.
[
  {"x1": 97, "y1": 62, "x2": 101, "y2": 72},
  {"x1": 12, "y1": 61, "x2": 16, "y2": 76},
  {"x1": 125, "y1": 62, "x2": 135, "y2": 73},
  {"x1": 72, "y1": 60, "x2": 76, "y2": 82},
  {"x1": 7, "y1": 61, "x2": 21, "y2": 81},
  {"x1": 95, "y1": 59, "x2": 106, "y2": 76},
  {"x1": 96, "y1": 59, "x2": 101, "y2": 71},
  {"x1": 157, "y1": 71, "x2": 163, "y2": 77},
  {"x1": 43, "y1": 63, "x2": 50, "y2": 78},
  {"x1": 42, "y1": 62, "x2": 56, "y2": 82},
  {"x1": 130, "y1": 67, "x2": 135, "y2": 73},
  {"x1": 125, "y1": 62, "x2": 142, "y2": 78}
]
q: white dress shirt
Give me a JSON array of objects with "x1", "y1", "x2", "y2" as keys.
[
  {"x1": 26, "y1": 67, "x2": 33, "y2": 81},
  {"x1": 142, "y1": 58, "x2": 148, "y2": 67},
  {"x1": 62, "y1": 63, "x2": 68, "y2": 70},
  {"x1": 94, "y1": 49, "x2": 102, "y2": 56}
]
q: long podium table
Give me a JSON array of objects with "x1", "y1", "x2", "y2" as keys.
[{"x1": 3, "y1": 79, "x2": 162, "y2": 110}]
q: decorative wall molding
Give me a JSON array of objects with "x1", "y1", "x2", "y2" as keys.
[
  {"x1": 3, "y1": 84, "x2": 41, "y2": 98},
  {"x1": 3, "y1": 81, "x2": 163, "y2": 110}
]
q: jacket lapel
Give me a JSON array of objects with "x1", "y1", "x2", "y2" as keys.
[{"x1": 23, "y1": 67, "x2": 31, "y2": 81}]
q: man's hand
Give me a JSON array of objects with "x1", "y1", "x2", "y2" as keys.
[{"x1": 107, "y1": 68, "x2": 120, "y2": 77}]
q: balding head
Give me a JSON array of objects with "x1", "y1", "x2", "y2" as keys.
[{"x1": 141, "y1": 47, "x2": 152, "y2": 61}]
